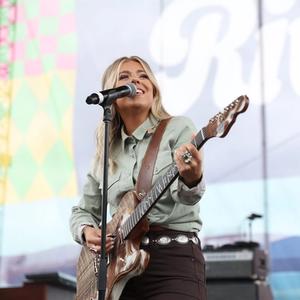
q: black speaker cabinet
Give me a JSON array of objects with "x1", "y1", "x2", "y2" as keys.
[
  {"x1": 207, "y1": 280, "x2": 273, "y2": 300},
  {"x1": 204, "y1": 248, "x2": 267, "y2": 280}
]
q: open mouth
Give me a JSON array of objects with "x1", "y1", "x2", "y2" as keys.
[{"x1": 136, "y1": 88, "x2": 145, "y2": 95}]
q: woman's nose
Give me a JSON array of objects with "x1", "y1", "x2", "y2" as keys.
[{"x1": 131, "y1": 77, "x2": 140, "y2": 84}]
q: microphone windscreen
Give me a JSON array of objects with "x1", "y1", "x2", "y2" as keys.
[
  {"x1": 126, "y1": 83, "x2": 137, "y2": 97},
  {"x1": 86, "y1": 93, "x2": 100, "y2": 104}
]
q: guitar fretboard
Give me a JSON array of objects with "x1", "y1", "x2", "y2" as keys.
[{"x1": 121, "y1": 127, "x2": 208, "y2": 239}]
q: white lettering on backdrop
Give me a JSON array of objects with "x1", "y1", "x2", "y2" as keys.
[{"x1": 150, "y1": 0, "x2": 298, "y2": 114}]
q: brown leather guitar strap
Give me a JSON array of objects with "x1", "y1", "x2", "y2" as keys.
[{"x1": 135, "y1": 117, "x2": 171, "y2": 201}]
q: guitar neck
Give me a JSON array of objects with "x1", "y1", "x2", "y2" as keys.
[{"x1": 121, "y1": 127, "x2": 208, "y2": 239}]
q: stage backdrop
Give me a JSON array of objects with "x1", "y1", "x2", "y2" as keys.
[{"x1": 0, "y1": 1, "x2": 299, "y2": 299}]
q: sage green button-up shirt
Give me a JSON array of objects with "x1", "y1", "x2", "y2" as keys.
[{"x1": 70, "y1": 115, "x2": 205, "y2": 244}]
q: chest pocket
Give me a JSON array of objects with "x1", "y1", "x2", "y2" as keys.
[
  {"x1": 99, "y1": 170, "x2": 121, "y2": 190},
  {"x1": 99, "y1": 170, "x2": 121, "y2": 204},
  {"x1": 148, "y1": 151, "x2": 174, "y2": 219},
  {"x1": 99, "y1": 170, "x2": 135, "y2": 207}
]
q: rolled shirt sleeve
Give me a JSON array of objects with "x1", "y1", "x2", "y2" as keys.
[
  {"x1": 176, "y1": 176, "x2": 206, "y2": 205},
  {"x1": 70, "y1": 171, "x2": 101, "y2": 244}
]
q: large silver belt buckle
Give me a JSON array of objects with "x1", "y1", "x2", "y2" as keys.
[
  {"x1": 157, "y1": 236, "x2": 172, "y2": 245},
  {"x1": 175, "y1": 234, "x2": 189, "y2": 244}
]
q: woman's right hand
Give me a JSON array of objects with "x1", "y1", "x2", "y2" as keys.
[{"x1": 83, "y1": 226, "x2": 115, "y2": 253}]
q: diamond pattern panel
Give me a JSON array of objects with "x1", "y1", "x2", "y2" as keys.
[
  {"x1": 43, "y1": 140, "x2": 74, "y2": 194},
  {"x1": 8, "y1": 144, "x2": 38, "y2": 199},
  {"x1": 2, "y1": 0, "x2": 78, "y2": 204},
  {"x1": 11, "y1": 82, "x2": 38, "y2": 133}
]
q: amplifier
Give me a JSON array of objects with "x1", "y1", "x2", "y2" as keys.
[
  {"x1": 203, "y1": 247, "x2": 267, "y2": 280},
  {"x1": 207, "y1": 280, "x2": 273, "y2": 300}
]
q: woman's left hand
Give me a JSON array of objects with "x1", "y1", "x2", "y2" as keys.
[{"x1": 174, "y1": 143, "x2": 203, "y2": 188}]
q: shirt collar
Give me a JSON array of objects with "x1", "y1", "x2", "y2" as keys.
[{"x1": 121, "y1": 114, "x2": 159, "y2": 149}]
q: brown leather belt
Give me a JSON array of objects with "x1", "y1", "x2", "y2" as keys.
[{"x1": 143, "y1": 227, "x2": 199, "y2": 246}]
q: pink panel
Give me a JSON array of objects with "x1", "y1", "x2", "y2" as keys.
[
  {"x1": 40, "y1": 36, "x2": 57, "y2": 53},
  {"x1": 25, "y1": 59, "x2": 43, "y2": 75},
  {"x1": 14, "y1": 41, "x2": 26, "y2": 59},
  {"x1": 0, "y1": 26, "x2": 9, "y2": 42},
  {"x1": 59, "y1": 14, "x2": 75, "y2": 34},
  {"x1": 0, "y1": 0, "x2": 9, "y2": 5},
  {"x1": 57, "y1": 54, "x2": 76, "y2": 70},
  {"x1": 17, "y1": 3, "x2": 27, "y2": 21},
  {"x1": 26, "y1": 19, "x2": 39, "y2": 38},
  {"x1": 40, "y1": 0, "x2": 59, "y2": 17}
]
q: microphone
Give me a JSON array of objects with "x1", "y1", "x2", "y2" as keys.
[
  {"x1": 86, "y1": 83, "x2": 137, "y2": 106},
  {"x1": 247, "y1": 213, "x2": 262, "y2": 220}
]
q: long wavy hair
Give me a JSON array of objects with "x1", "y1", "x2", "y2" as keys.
[{"x1": 94, "y1": 56, "x2": 170, "y2": 174}]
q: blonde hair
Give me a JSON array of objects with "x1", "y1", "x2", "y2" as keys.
[{"x1": 94, "y1": 56, "x2": 170, "y2": 175}]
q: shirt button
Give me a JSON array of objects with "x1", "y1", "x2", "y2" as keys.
[{"x1": 128, "y1": 137, "x2": 135, "y2": 143}]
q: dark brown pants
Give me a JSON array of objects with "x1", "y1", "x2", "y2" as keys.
[{"x1": 120, "y1": 230, "x2": 207, "y2": 300}]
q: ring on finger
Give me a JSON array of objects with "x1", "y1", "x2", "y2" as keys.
[
  {"x1": 89, "y1": 246, "x2": 97, "y2": 252},
  {"x1": 182, "y1": 150, "x2": 193, "y2": 164}
]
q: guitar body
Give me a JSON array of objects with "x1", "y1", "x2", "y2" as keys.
[{"x1": 76, "y1": 191, "x2": 150, "y2": 300}]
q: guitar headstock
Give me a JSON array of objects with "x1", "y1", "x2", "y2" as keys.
[{"x1": 204, "y1": 95, "x2": 249, "y2": 139}]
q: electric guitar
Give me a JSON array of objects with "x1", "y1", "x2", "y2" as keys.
[{"x1": 75, "y1": 95, "x2": 249, "y2": 300}]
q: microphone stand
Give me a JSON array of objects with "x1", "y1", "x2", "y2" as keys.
[
  {"x1": 97, "y1": 104, "x2": 112, "y2": 300},
  {"x1": 86, "y1": 85, "x2": 136, "y2": 300},
  {"x1": 248, "y1": 217, "x2": 254, "y2": 242},
  {"x1": 247, "y1": 213, "x2": 262, "y2": 243}
]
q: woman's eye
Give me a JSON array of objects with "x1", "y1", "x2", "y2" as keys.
[
  {"x1": 118, "y1": 74, "x2": 129, "y2": 80},
  {"x1": 140, "y1": 73, "x2": 149, "y2": 79}
]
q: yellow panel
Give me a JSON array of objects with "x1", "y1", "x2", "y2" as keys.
[
  {"x1": 60, "y1": 172, "x2": 78, "y2": 197},
  {"x1": 61, "y1": 105, "x2": 74, "y2": 155},
  {"x1": 25, "y1": 171, "x2": 54, "y2": 202},
  {"x1": 25, "y1": 111, "x2": 58, "y2": 164},
  {"x1": 25, "y1": 73, "x2": 54, "y2": 103},
  {"x1": 8, "y1": 123, "x2": 24, "y2": 156},
  {"x1": 57, "y1": 70, "x2": 77, "y2": 96},
  {"x1": 4, "y1": 180, "x2": 19, "y2": 204}
]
